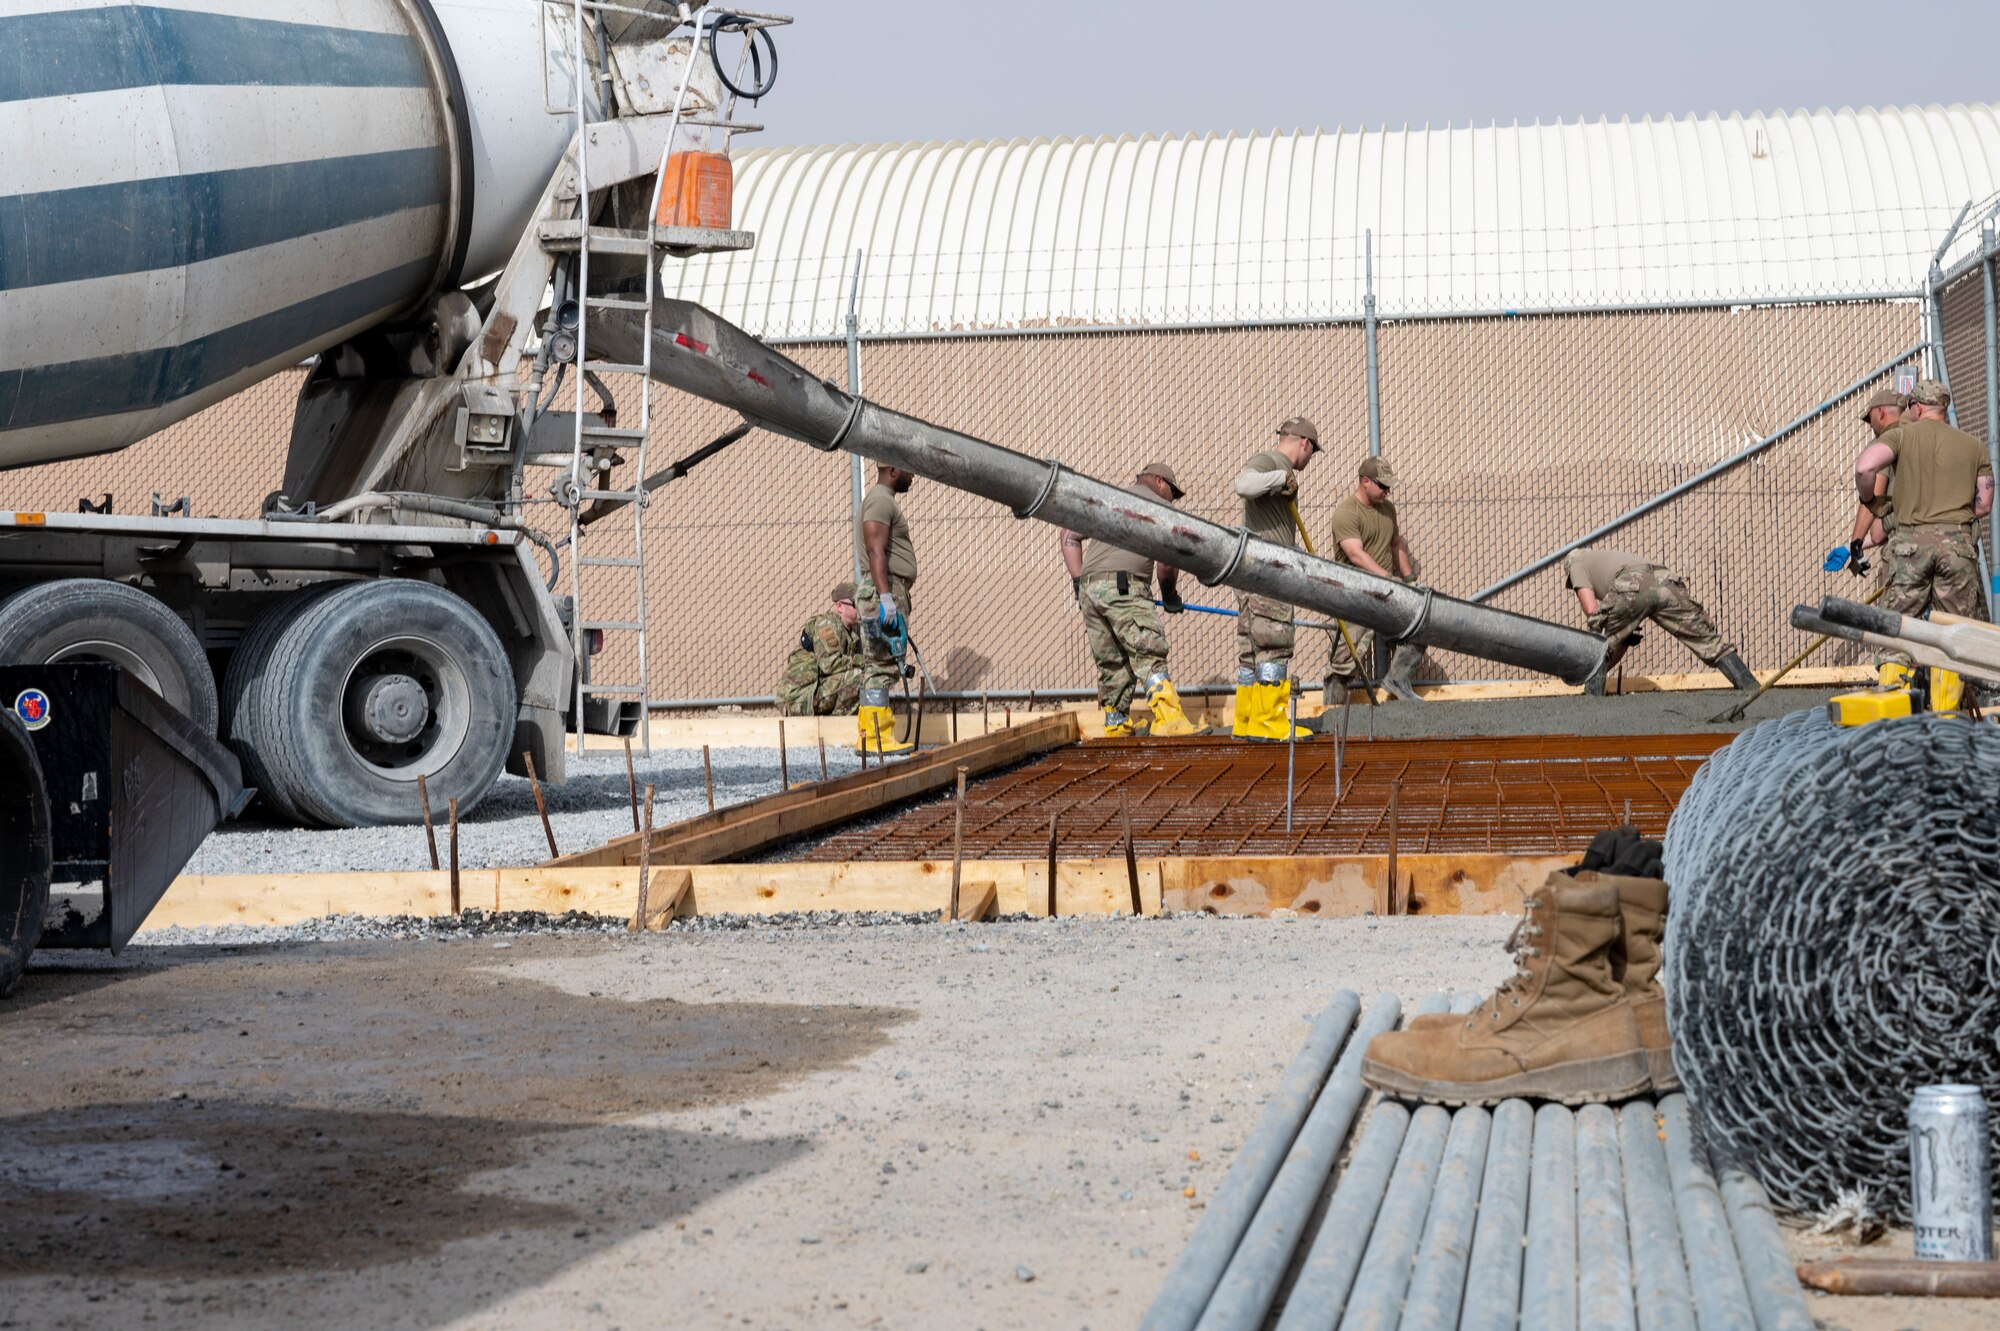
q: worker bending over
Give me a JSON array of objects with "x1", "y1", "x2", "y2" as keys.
[
  {"x1": 856, "y1": 464, "x2": 919, "y2": 756},
  {"x1": 1230, "y1": 416, "x2": 1318, "y2": 740},
  {"x1": 1562, "y1": 547, "x2": 1758, "y2": 690},
  {"x1": 1058, "y1": 463, "x2": 1199, "y2": 736},
  {"x1": 1327, "y1": 456, "x2": 1423, "y2": 702},
  {"x1": 776, "y1": 582, "x2": 862, "y2": 717},
  {"x1": 1853, "y1": 378, "x2": 1994, "y2": 700}
]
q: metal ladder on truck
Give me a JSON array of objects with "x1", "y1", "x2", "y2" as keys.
[{"x1": 537, "y1": 1, "x2": 783, "y2": 754}]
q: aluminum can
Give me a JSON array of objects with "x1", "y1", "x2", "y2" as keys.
[{"x1": 1909, "y1": 1084, "x2": 1994, "y2": 1261}]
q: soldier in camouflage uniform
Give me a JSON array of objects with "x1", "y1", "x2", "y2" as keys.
[
  {"x1": 775, "y1": 583, "x2": 862, "y2": 716},
  {"x1": 1229, "y1": 416, "x2": 1320, "y2": 740},
  {"x1": 1563, "y1": 547, "x2": 1759, "y2": 690},
  {"x1": 1059, "y1": 463, "x2": 1199, "y2": 736},
  {"x1": 1854, "y1": 380, "x2": 1995, "y2": 686}
]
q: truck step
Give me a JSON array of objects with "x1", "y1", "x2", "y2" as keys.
[
  {"x1": 581, "y1": 620, "x2": 643, "y2": 632},
  {"x1": 581, "y1": 360, "x2": 648, "y2": 377},
  {"x1": 581, "y1": 556, "x2": 644, "y2": 568},
  {"x1": 584, "y1": 294, "x2": 650, "y2": 311},
  {"x1": 538, "y1": 219, "x2": 757, "y2": 257},
  {"x1": 582, "y1": 425, "x2": 649, "y2": 440},
  {"x1": 581, "y1": 683, "x2": 645, "y2": 696}
]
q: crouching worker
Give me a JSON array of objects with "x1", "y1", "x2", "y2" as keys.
[
  {"x1": 1359, "y1": 826, "x2": 1677, "y2": 1106},
  {"x1": 1562, "y1": 547, "x2": 1757, "y2": 691},
  {"x1": 776, "y1": 583, "x2": 863, "y2": 716},
  {"x1": 1058, "y1": 462, "x2": 1200, "y2": 736}
]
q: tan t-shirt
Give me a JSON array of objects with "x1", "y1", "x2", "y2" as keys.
[
  {"x1": 1079, "y1": 483, "x2": 1162, "y2": 579},
  {"x1": 860, "y1": 483, "x2": 918, "y2": 584},
  {"x1": 1563, "y1": 547, "x2": 1651, "y2": 598},
  {"x1": 1879, "y1": 419, "x2": 1992, "y2": 527},
  {"x1": 1329, "y1": 495, "x2": 1399, "y2": 571},
  {"x1": 1239, "y1": 449, "x2": 1297, "y2": 547}
]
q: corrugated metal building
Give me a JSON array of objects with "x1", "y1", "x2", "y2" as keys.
[{"x1": 13, "y1": 105, "x2": 2000, "y2": 700}]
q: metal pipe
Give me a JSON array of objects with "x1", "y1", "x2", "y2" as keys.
[
  {"x1": 1337, "y1": 1104, "x2": 1453, "y2": 1330},
  {"x1": 1269, "y1": 993, "x2": 1449, "y2": 1331},
  {"x1": 1575, "y1": 1105, "x2": 1637, "y2": 1331},
  {"x1": 1474, "y1": 339, "x2": 1927, "y2": 603},
  {"x1": 1521, "y1": 1103, "x2": 1578, "y2": 1331},
  {"x1": 1618, "y1": 1100, "x2": 1697, "y2": 1331},
  {"x1": 1659, "y1": 1094, "x2": 1757, "y2": 1331},
  {"x1": 1139, "y1": 990, "x2": 1363, "y2": 1331},
  {"x1": 846, "y1": 248, "x2": 867, "y2": 591},
  {"x1": 1983, "y1": 225, "x2": 1999, "y2": 621},
  {"x1": 619, "y1": 301, "x2": 1610, "y2": 685},
  {"x1": 1459, "y1": 1099, "x2": 1535, "y2": 1331},
  {"x1": 1395, "y1": 1106, "x2": 1494, "y2": 1331},
  {"x1": 760, "y1": 288, "x2": 1924, "y2": 349},
  {"x1": 1364, "y1": 229, "x2": 1382, "y2": 457},
  {"x1": 1198, "y1": 992, "x2": 1407, "y2": 1331},
  {"x1": 1717, "y1": 1166, "x2": 1817, "y2": 1331}
]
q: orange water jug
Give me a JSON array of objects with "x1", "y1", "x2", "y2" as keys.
[{"x1": 655, "y1": 151, "x2": 733, "y2": 230}]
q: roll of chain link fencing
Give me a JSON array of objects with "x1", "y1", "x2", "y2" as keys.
[{"x1": 1663, "y1": 709, "x2": 2000, "y2": 1218}]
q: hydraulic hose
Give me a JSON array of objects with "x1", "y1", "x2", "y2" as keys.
[
  {"x1": 597, "y1": 300, "x2": 1611, "y2": 686},
  {"x1": 707, "y1": 13, "x2": 777, "y2": 100}
]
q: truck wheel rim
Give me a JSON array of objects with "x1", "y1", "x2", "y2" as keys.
[{"x1": 339, "y1": 637, "x2": 470, "y2": 780}]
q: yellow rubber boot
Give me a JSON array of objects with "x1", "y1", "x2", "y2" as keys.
[
  {"x1": 1230, "y1": 680, "x2": 1257, "y2": 739},
  {"x1": 856, "y1": 702, "x2": 915, "y2": 756},
  {"x1": 1878, "y1": 662, "x2": 1912, "y2": 689},
  {"x1": 1103, "y1": 711, "x2": 1134, "y2": 738},
  {"x1": 1274, "y1": 683, "x2": 1313, "y2": 740},
  {"x1": 1145, "y1": 677, "x2": 1199, "y2": 737},
  {"x1": 1931, "y1": 667, "x2": 1964, "y2": 711}
]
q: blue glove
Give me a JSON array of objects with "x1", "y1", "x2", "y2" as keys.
[{"x1": 1824, "y1": 545, "x2": 1850, "y2": 572}]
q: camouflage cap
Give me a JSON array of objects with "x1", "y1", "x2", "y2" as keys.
[
  {"x1": 1858, "y1": 388, "x2": 1906, "y2": 421},
  {"x1": 1276, "y1": 415, "x2": 1320, "y2": 448},
  {"x1": 1138, "y1": 461, "x2": 1185, "y2": 498},
  {"x1": 831, "y1": 581, "x2": 857, "y2": 604},
  {"x1": 1359, "y1": 456, "x2": 1399, "y2": 488},
  {"x1": 1911, "y1": 378, "x2": 1952, "y2": 408}
]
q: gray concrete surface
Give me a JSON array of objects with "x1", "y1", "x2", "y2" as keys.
[{"x1": 1315, "y1": 685, "x2": 1842, "y2": 739}]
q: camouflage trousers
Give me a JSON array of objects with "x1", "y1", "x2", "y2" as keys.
[
  {"x1": 1080, "y1": 573, "x2": 1168, "y2": 712},
  {"x1": 1587, "y1": 568, "x2": 1730, "y2": 666},
  {"x1": 776, "y1": 669, "x2": 861, "y2": 717},
  {"x1": 1235, "y1": 590, "x2": 1294, "y2": 673},
  {"x1": 855, "y1": 576, "x2": 912, "y2": 694},
  {"x1": 1877, "y1": 524, "x2": 1987, "y2": 666}
]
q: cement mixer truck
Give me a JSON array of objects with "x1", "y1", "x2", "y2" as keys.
[{"x1": 0, "y1": 0, "x2": 1612, "y2": 841}]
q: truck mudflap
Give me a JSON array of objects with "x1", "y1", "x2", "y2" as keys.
[
  {"x1": 0, "y1": 709, "x2": 52, "y2": 993},
  {"x1": 0, "y1": 665, "x2": 246, "y2": 955}
]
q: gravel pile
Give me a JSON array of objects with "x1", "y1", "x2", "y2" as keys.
[{"x1": 182, "y1": 743, "x2": 864, "y2": 876}]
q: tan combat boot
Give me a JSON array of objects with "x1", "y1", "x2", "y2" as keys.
[
  {"x1": 1360, "y1": 876, "x2": 1649, "y2": 1106},
  {"x1": 1598, "y1": 870, "x2": 1678, "y2": 1093}
]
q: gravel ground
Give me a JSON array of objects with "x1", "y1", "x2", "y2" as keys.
[
  {"x1": 3, "y1": 914, "x2": 1517, "y2": 1330},
  {"x1": 182, "y1": 744, "x2": 869, "y2": 876}
]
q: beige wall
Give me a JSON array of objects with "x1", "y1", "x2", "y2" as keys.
[{"x1": 3, "y1": 300, "x2": 1916, "y2": 698}]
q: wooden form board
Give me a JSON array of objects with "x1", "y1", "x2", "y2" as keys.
[
  {"x1": 553, "y1": 711, "x2": 1080, "y2": 867},
  {"x1": 137, "y1": 852, "x2": 1574, "y2": 933}
]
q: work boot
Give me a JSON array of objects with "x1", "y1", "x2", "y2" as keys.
[
  {"x1": 1713, "y1": 650, "x2": 1759, "y2": 692},
  {"x1": 1930, "y1": 667, "x2": 1965, "y2": 712},
  {"x1": 1380, "y1": 643, "x2": 1424, "y2": 704},
  {"x1": 1144, "y1": 675, "x2": 1199, "y2": 737},
  {"x1": 1102, "y1": 710, "x2": 1134, "y2": 738},
  {"x1": 855, "y1": 695, "x2": 914, "y2": 757},
  {"x1": 1360, "y1": 876, "x2": 1650, "y2": 1107},
  {"x1": 1230, "y1": 672, "x2": 1257, "y2": 740},
  {"x1": 1598, "y1": 871, "x2": 1678, "y2": 1093},
  {"x1": 1878, "y1": 661, "x2": 1912, "y2": 690}
]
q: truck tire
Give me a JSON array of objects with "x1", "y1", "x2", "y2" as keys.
[
  {"x1": 239, "y1": 580, "x2": 514, "y2": 828},
  {"x1": 0, "y1": 712, "x2": 52, "y2": 996},
  {"x1": 0, "y1": 579, "x2": 218, "y2": 733},
  {"x1": 223, "y1": 585, "x2": 345, "y2": 823}
]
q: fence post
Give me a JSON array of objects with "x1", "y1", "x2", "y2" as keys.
[
  {"x1": 846, "y1": 248, "x2": 867, "y2": 590},
  {"x1": 1364, "y1": 229, "x2": 1382, "y2": 457},
  {"x1": 1983, "y1": 225, "x2": 1999, "y2": 620}
]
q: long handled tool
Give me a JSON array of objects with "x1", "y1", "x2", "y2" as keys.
[
  {"x1": 1292, "y1": 501, "x2": 1389, "y2": 713},
  {"x1": 1708, "y1": 585, "x2": 1886, "y2": 723}
]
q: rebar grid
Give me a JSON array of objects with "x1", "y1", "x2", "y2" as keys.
[{"x1": 795, "y1": 734, "x2": 1726, "y2": 862}]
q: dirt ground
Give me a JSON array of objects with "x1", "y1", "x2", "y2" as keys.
[{"x1": 0, "y1": 916, "x2": 1514, "y2": 1330}]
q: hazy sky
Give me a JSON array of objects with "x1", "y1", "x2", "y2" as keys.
[{"x1": 752, "y1": 1, "x2": 1996, "y2": 148}]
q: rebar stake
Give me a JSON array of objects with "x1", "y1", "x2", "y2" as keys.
[
  {"x1": 818, "y1": 735, "x2": 829, "y2": 782},
  {"x1": 702, "y1": 743, "x2": 715, "y2": 811},
  {"x1": 1046, "y1": 808, "x2": 1059, "y2": 918},
  {"x1": 778, "y1": 718, "x2": 789, "y2": 790},
  {"x1": 416, "y1": 772, "x2": 439, "y2": 870},
  {"x1": 622, "y1": 735, "x2": 639, "y2": 831},
  {"x1": 948, "y1": 765, "x2": 968, "y2": 921},
  {"x1": 1385, "y1": 777, "x2": 1403, "y2": 916},
  {"x1": 447, "y1": 797, "x2": 460, "y2": 915},
  {"x1": 523, "y1": 751, "x2": 557, "y2": 859},
  {"x1": 631, "y1": 783, "x2": 656, "y2": 932},
  {"x1": 1122, "y1": 790, "x2": 1142, "y2": 916}
]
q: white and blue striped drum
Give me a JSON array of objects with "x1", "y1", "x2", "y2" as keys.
[{"x1": 0, "y1": 0, "x2": 569, "y2": 469}]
